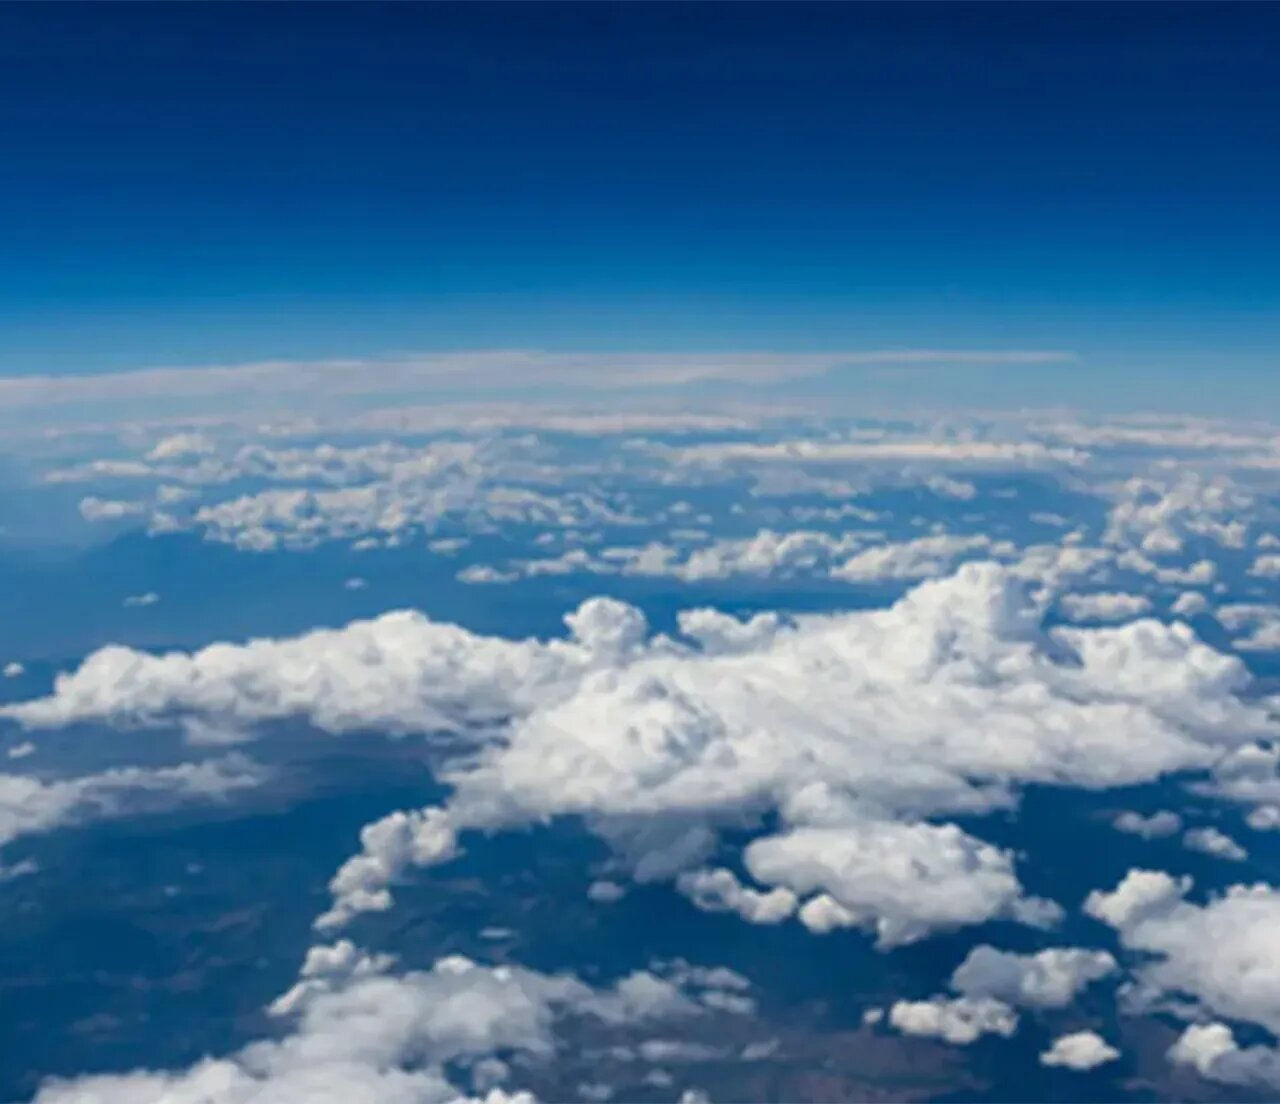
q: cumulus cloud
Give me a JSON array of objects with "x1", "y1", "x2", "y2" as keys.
[
  {"x1": 298, "y1": 565, "x2": 1273, "y2": 939},
  {"x1": 31, "y1": 948, "x2": 744, "y2": 1104},
  {"x1": 11, "y1": 562, "x2": 1277, "y2": 963},
  {"x1": 1058, "y1": 592, "x2": 1152, "y2": 623},
  {"x1": 887, "y1": 996, "x2": 1018, "y2": 1045},
  {"x1": 0, "y1": 755, "x2": 266, "y2": 852},
  {"x1": 1249, "y1": 554, "x2": 1280, "y2": 578},
  {"x1": 1103, "y1": 475, "x2": 1253, "y2": 556},
  {"x1": 949, "y1": 945, "x2": 1116, "y2": 1009},
  {"x1": 1086, "y1": 870, "x2": 1280, "y2": 1034},
  {"x1": 78, "y1": 496, "x2": 147, "y2": 522},
  {"x1": 832, "y1": 534, "x2": 1014, "y2": 582},
  {"x1": 1168, "y1": 1023, "x2": 1280, "y2": 1089},
  {"x1": 1039, "y1": 1030, "x2": 1120, "y2": 1070},
  {"x1": 147, "y1": 432, "x2": 216, "y2": 461},
  {"x1": 1113, "y1": 810, "x2": 1183, "y2": 839},
  {"x1": 1171, "y1": 591, "x2": 1208, "y2": 618},
  {"x1": 1183, "y1": 826, "x2": 1247, "y2": 862}
]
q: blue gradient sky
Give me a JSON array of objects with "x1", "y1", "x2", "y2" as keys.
[{"x1": 0, "y1": 2, "x2": 1277, "y2": 408}]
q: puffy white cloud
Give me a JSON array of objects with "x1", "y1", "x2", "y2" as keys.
[
  {"x1": 78, "y1": 496, "x2": 147, "y2": 522},
  {"x1": 1039, "y1": 1030, "x2": 1119, "y2": 1070},
  {"x1": 675, "y1": 867, "x2": 797, "y2": 926},
  {"x1": 1247, "y1": 805, "x2": 1280, "y2": 831},
  {"x1": 1113, "y1": 810, "x2": 1183, "y2": 839},
  {"x1": 1170, "y1": 591, "x2": 1208, "y2": 618},
  {"x1": 1086, "y1": 870, "x2": 1280, "y2": 1034},
  {"x1": 587, "y1": 879, "x2": 626, "y2": 904},
  {"x1": 832, "y1": 534, "x2": 1014, "y2": 582},
  {"x1": 1249, "y1": 554, "x2": 1280, "y2": 578},
  {"x1": 742, "y1": 823, "x2": 1038, "y2": 948},
  {"x1": 0, "y1": 755, "x2": 265, "y2": 851},
  {"x1": 124, "y1": 591, "x2": 160, "y2": 608},
  {"x1": 1183, "y1": 826, "x2": 1248, "y2": 862},
  {"x1": 308, "y1": 563, "x2": 1274, "y2": 938},
  {"x1": 949, "y1": 945, "x2": 1116, "y2": 1009},
  {"x1": 147, "y1": 432, "x2": 216, "y2": 461},
  {"x1": 1217, "y1": 604, "x2": 1280, "y2": 652},
  {"x1": 1058, "y1": 592, "x2": 1152, "y2": 623},
  {"x1": 1168, "y1": 1023, "x2": 1280, "y2": 1089},
  {"x1": 925, "y1": 475, "x2": 978, "y2": 500},
  {"x1": 2, "y1": 661, "x2": 23, "y2": 678},
  {"x1": 12, "y1": 562, "x2": 1278, "y2": 957},
  {"x1": 32, "y1": 947, "x2": 739, "y2": 1104},
  {"x1": 887, "y1": 996, "x2": 1018, "y2": 1045},
  {"x1": 1103, "y1": 475, "x2": 1253, "y2": 555}
]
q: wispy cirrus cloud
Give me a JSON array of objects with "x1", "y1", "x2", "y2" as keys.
[{"x1": 0, "y1": 348, "x2": 1074, "y2": 424}]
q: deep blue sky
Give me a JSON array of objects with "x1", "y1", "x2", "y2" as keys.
[{"x1": 0, "y1": 2, "x2": 1277, "y2": 402}]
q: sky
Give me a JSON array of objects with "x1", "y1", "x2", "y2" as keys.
[
  {"x1": 7, "y1": 11, "x2": 1280, "y2": 1098},
  {"x1": 0, "y1": 2, "x2": 1277, "y2": 411}
]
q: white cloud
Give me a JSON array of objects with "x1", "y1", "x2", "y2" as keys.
[
  {"x1": 11, "y1": 563, "x2": 1277, "y2": 957},
  {"x1": 675, "y1": 867, "x2": 797, "y2": 926},
  {"x1": 1247, "y1": 805, "x2": 1280, "y2": 831},
  {"x1": 1183, "y1": 826, "x2": 1247, "y2": 862},
  {"x1": 0, "y1": 755, "x2": 265, "y2": 851},
  {"x1": 78, "y1": 496, "x2": 147, "y2": 522},
  {"x1": 832, "y1": 534, "x2": 1013, "y2": 582},
  {"x1": 1170, "y1": 591, "x2": 1208, "y2": 618},
  {"x1": 31, "y1": 948, "x2": 743, "y2": 1104},
  {"x1": 1113, "y1": 810, "x2": 1182, "y2": 839},
  {"x1": 949, "y1": 945, "x2": 1116, "y2": 1009},
  {"x1": 887, "y1": 996, "x2": 1018, "y2": 1045},
  {"x1": 1039, "y1": 1031, "x2": 1119, "y2": 1070},
  {"x1": 2, "y1": 661, "x2": 23, "y2": 678},
  {"x1": 1249, "y1": 554, "x2": 1280, "y2": 578},
  {"x1": 1058, "y1": 592, "x2": 1152, "y2": 623},
  {"x1": 147, "y1": 432, "x2": 216, "y2": 461},
  {"x1": 1103, "y1": 475, "x2": 1252, "y2": 556},
  {"x1": 1168, "y1": 1023, "x2": 1280, "y2": 1089},
  {"x1": 1216, "y1": 604, "x2": 1280, "y2": 652},
  {"x1": 124, "y1": 591, "x2": 161, "y2": 608},
  {"x1": 1086, "y1": 870, "x2": 1280, "y2": 1034},
  {"x1": 925, "y1": 475, "x2": 978, "y2": 500},
  {"x1": 0, "y1": 349, "x2": 1075, "y2": 419}
]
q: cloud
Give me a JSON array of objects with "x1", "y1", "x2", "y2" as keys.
[
  {"x1": 1182, "y1": 826, "x2": 1247, "y2": 862},
  {"x1": 10, "y1": 562, "x2": 1276, "y2": 959},
  {"x1": 672, "y1": 438, "x2": 1087, "y2": 469},
  {"x1": 1085, "y1": 870, "x2": 1280, "y2": 1035},
  {"x1": 78, "y1": 496, "x2": 147, "y2": 522},
  {"x1": 147, "y1": 432, "x2": 216, "y2": 461},
  {"x1": 949, "y1": 945, "x2": 1116, "y2": 1009},
  {"x1": 886, "y1": 996, "x2": 1018, "y2": 1045},
  {"x1": 1170, "y1": 591, "x2": 1208, "y2": 618},
  {"x1": 1039, "y1": 1031, "x2": 1119, "y2": 1070},
  {"x1": 0, "y1": 349, "x2": 1074, "y2": 423},
  {"x1": 31, "y1": 946, "x2": 751, "y2": 1104},
  {"x1": 1057, "y1": 592, "x2": 1152, "y2": 623},
  {"x1": 0, "y1": 755, "x2": 266, "y2": 852},
  {"x1": 1113, "y1": 810, "x2": 1182, "y2": 839},
  {"x1": 1103, "y1": 475, "x2": 1252, "y2": 556},
  {"x1": 832, "y1": 534, "x2": 1014, "y2": 582},
  {"x1": 1168, "y1": 1023, "x2": 1280, "y2": 1089}
]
